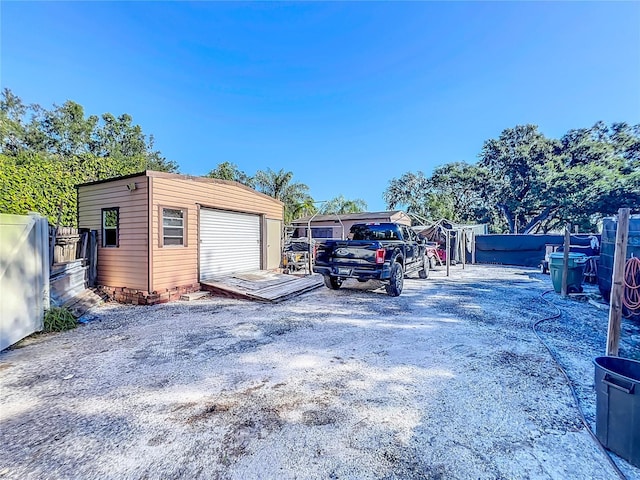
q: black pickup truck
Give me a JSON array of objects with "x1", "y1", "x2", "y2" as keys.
[{"x1": 313, "y1": 222, "x2": 429, "y2": 297}]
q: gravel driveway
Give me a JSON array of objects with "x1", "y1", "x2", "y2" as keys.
[{"x1": 1, "y1": 265, "x2": 639, "y2": 480}]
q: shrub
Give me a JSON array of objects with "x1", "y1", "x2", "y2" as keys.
[{"x1": 44, "y1": 307, "x2": 77, "y2": 332}]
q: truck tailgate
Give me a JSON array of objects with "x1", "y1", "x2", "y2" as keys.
[{"x1": 317, "y1": 241, "x2": 381, "y2": 268}]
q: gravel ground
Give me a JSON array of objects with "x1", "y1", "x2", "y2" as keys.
[{"x1": 1, "y1": 265, "x2": 639, "y2": 480}]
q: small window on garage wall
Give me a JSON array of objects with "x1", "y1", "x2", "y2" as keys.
[
  {"x1": 160, "y1": 207, "x2": 187, "y2": 247},
  {"x1": 102, "y1": 207, "x2": 119, "y2": 247}
]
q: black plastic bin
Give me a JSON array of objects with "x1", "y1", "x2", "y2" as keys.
[{"x1": 594, "y1": 356, "x2": 640, "y2": 467}]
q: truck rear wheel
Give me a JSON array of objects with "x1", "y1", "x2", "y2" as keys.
[
  {"x1": 385, "y1": 263, "x2": 404, "y2": 297},
  {"x1": 324, "y1": 275, "x2": 343, "y2": 290}
]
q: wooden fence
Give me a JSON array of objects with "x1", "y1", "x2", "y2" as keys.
[
  {"x1": 51, "y1": 226, "x2": 80, "y2": 263},
  {"x1": 49, "y1": 227, "x2": 98, "y2": 306}
]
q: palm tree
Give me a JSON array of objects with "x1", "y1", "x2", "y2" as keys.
[
  {"x1": 254, "y1": 168, "x2": 313, "y2": 223},
  {"x1": 291, "y1": 197, "x2": 318, "y2": 220},
  {"x1": 320, "y1": 195, "x2": 367, "y2": 214}
]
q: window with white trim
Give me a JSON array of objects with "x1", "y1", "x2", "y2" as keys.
[{"x1": 162, "y1": 208, "x2": 185, "y2": 246}]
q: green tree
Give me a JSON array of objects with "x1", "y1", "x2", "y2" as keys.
[
  {"x1": 206, "y1": 161, "x2": 254, "y2": 187},
  {"x1": 383, "y1": 122, "x2": 638, "y2": 233},
  {"x1": 143, "y1": 135, "x2": 179, "y2": 173},
  {"x1": 0, "y1": 88, "x2": 177, "y2": 172},
  {"x1": 92, "y1": 113, "x2": 177, "y2": 171},
  {"x1": 38, "y1": 100, "x2": 98, "y2": 157},
  {"x1": 546, "y1": 122, "x2": 640, "y2": 231},
  {"x1": 478, "y1": 124, "x2": 559, "y2": 233},
  {"x1": 383, "y1": 168, "x2": 488, "y2": 224},
  {"x1": 383, "y1": 171, "x2": 432, "y2": 217},
  {"x1": 92, "y1": 113, "x2": 146, "y2": 158},
  {"x1": 290, "y1": 197, "x2": 318, "y2": 220},
  {"x1": 254, "y1": 168, "x2": 313, "y2": 223},
  {"x1": 0, "y1": 88, "x2": 28, "y2": 154},
  {"x1": 291, "y1": 197, "x2": 318, "y2": 220},
  {"x1": 320, "y1": 195, "x2": 367, "y2": 215},
  {"x1": 0, "y1": 89, "x2": 178, "y2": 225},
  {"x1": 384, "y1": 164, "x2": 500, "y2": 227},
  {"x1": 427, "y1": 162, "x2": 496, "y2": 225}
]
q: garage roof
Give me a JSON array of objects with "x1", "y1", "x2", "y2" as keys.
[{"x1": 76, "y1": 170, "x2": 284, "y2": 206}]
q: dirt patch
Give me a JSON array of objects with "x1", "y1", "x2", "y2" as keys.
[{"x1": 185, "y1": 402, "x2": 233, "y2": 424}]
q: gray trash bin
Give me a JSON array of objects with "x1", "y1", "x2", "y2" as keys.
[{"x1": 594, "y1": 356, "x2": 640, "y2": 467}]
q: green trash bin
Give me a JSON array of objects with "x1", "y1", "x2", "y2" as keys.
[{"x1": 549, "y1": 252, "x2": 587, "y2": 293}]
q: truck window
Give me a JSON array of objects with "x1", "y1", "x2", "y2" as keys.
[{"x1": 351, "y1": 224, "x2": 401, "y2": 241}]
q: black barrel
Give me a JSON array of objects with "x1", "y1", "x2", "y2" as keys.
[
  {"x1": 594, "y1": 356, "x2": 640, "y2": 467},
  {"x1": 598, "y1": 216, "x2": 640, "y2": 301}
]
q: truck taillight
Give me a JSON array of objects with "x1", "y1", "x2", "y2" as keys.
[{"x1": 375, "y1": 248, "x2": 385, "y2": 264}]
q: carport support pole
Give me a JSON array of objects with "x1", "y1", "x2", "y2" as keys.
[
  {"x1": 471, "y1": 230, "x2": 476, "y2": 265},
  {"x1": 306, "y1": 203, "x2": 326, "y2": 275},
  {"x1": 561, "y1": 225, "x2": 570, "y2": 297},
  {"x1": 461, "y1": 230, "x2": 466, "y2": 270},
  {"x1": 606, "y1": 208, "x2": 630, "y2": 357},
  {"x1": 446, "y1": 230, "x2": 450, "y2": 277}
]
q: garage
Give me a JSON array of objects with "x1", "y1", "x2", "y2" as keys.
[
  {"x1": 199, "y1": 208, "x2": 261, "y2": 278},
  {"x1": 77, "y1": 171, "x2": 284, "y2": 304},
  {"x1": 78, "y1": 170, "x2": 284, "y2": 305}
]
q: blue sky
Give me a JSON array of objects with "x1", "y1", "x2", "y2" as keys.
[{"x1": 2, "y1": 2, "x2": 639, "y2": 211}]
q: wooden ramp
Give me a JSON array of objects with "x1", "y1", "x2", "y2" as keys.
[
  {"x1": 62, "y1": 288, "x2": 107, "y2": 318},
  {"x1": 50, "y1": 259, "x2": 106, "y2": 317},
  {"x1": 201, "y1": 271, "x2": 324, "y2": 303}
]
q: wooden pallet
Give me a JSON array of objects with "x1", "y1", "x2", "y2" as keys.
[
  {"x1": 201, "y1": 271, "x2": 323, "y2": 303},
  {"x1": 179, "y1": 291, "x2": 211, "y2": 301}
]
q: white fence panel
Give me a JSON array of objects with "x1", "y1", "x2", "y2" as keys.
[{"x1": 0, "y1": 213, "x2": 50, "y2": 351}]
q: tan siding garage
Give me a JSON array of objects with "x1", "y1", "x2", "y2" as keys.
[{"x1": 77, "y1": 170, "x2": 284, "y2": 304}]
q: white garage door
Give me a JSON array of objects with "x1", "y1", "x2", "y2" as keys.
[{"x1": 199, "y1": 208, "x2": 261, "y2": 278}]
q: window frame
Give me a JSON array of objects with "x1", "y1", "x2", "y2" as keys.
[
  {"x1": 101, "y1": 207, "x2": 120, "y2": 248},
  {"x1": 159, "y1": 206, "x2": 187, "y2": 248}
]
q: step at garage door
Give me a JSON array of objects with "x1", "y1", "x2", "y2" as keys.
[{"x1": 199, "y1": 208, "x2": 261, "y2": 278}]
